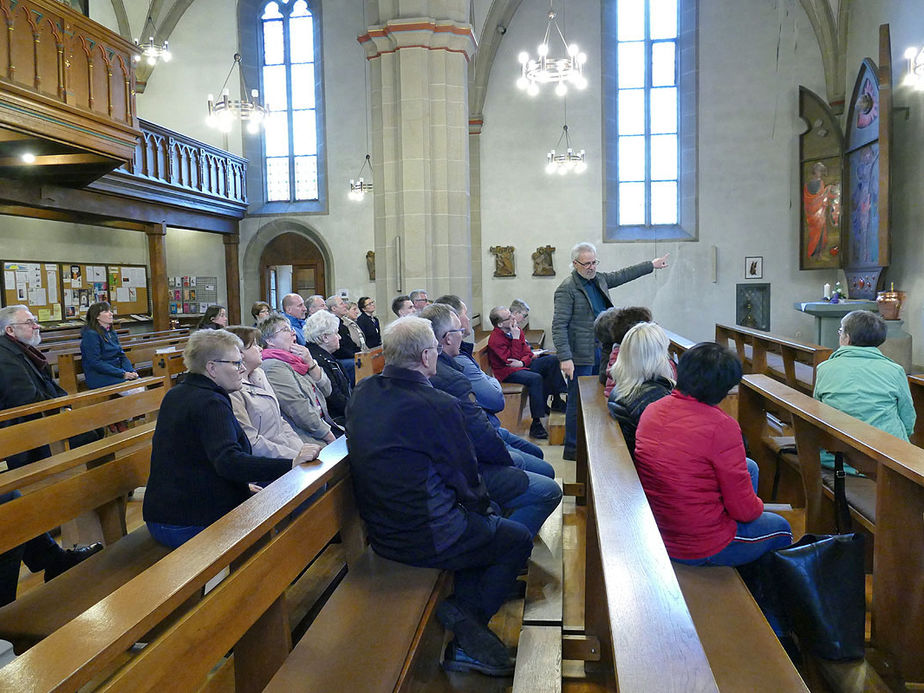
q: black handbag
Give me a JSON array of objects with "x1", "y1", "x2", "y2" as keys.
[{"x1": 771, "y1": 533, "x2": 866, "y2": 660}]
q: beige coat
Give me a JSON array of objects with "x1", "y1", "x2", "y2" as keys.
[
  {"x1": 262, "y1": 357, "x2": 334, "y2": 442},
  {"x1": 230, "y1": 367, "x2": 305, "y2": 459}
]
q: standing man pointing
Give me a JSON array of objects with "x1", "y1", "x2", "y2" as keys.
[{"x1": 552, "y1": 243, "x2": 669, "y2": 459}]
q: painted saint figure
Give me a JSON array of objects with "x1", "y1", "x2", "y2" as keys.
[{"x1": 803, "y1": 162, "x2": 841, "y2": 260}]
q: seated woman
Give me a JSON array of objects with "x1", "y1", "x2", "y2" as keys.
[
  {"x1": 260, "y1": 313, "x2": 341, "y2": 445},
  {"x1": 250, "y1": 301, "x2": 271, "y2": 326},
  {"x1": 356, "y1": 296, "x2": 381, "y2": 348},
  {"x1": 142, "y1": 330, "x2": 319, "y2": 549},
  {"x1": 594, "y1": 306, "x2": 652, "y2": 396},
  {"x1": 606, "y1": 322, "x2": 674, "y2": 453},
  {"x1": 225, "y1": 325, "x2": 322, "y2": 460},
  {"x1": 303, "y1": 310, "x2": 352, "y2": 423},
  {"x1": 634, "y1": 342, "x2": 792, "y2": 566},
  {"x1": 487, "y1": 306, "x2": 566, "y2": 440},
  {"x1": 343, "y1": 301, "x2": 368, "y2": 352},
  {"x1": 196, "y1": 305, "x2": 228, "y2": 330},
  {"x1": 80, "y1": 301, "x2": 139, "y2": 389}
]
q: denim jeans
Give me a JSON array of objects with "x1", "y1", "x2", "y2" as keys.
[
  {"x1": 497, "y1": 427, "x2": 544, "y2": 460},
  {"x1": 507, "y1": 445, "x2": 555, "y2": 479},
  {"x1": 505, "y1": 354, "x2": 566, "y2": 420},
  {"x1": 564, "y1": 361, "x2": 598, "y2": 451},
  {"x1": 503, "y1": 470, "x2": 563, "y2": 538},
  {"x1": 147, "y1": 521, "x2": 206, "y2": 549},
  {"x1": 672, "y1": 459, "x2": 792, "y2": 567}
]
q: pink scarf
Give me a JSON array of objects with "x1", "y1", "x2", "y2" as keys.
[{"x1": 262, "y1": 348, "x2": 310, "y2": 375}]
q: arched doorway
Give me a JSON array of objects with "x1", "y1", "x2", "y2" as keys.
[{"x1": 259, "y1": 232, "x2": 327, "y2": 309}]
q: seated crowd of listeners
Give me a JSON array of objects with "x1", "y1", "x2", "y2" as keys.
[{"x1": 0, "y1": 286, "x2": 914, "y2": 677}]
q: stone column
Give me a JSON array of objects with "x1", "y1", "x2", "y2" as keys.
[
  {"x1": 224, "y1": 231, "x2": 242, "y2": 324},
  {"x1": 145, "y1": 223, "x2": 169, "y2": 331},
  {"x1": 361, "y1": 1, "x2": 476, "y2": 311}
]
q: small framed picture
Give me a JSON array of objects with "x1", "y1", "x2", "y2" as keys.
[{"x1": 745, "y1": 256, "x2": 763, "y2": 279}]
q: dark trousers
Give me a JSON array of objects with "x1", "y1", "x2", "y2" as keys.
[
  {"x1": 415, "y1": 513, "x2": 532, "y2": 625},
  {"x1": 0, "y1": 491, "x2": 63, "y2": 606},
  {"x1": 504, "y1": 354, "x2": 566, "y2": 420}
]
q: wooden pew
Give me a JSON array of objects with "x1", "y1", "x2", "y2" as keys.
[
  {"x1": 353, "y1": 345, "x2": 384, "y2": 384},
  {"x1": 0, "y1": 439, "x2": 450, "y2": 693},
  {"x1": 151, "y1": 351, "x2": 187, "y2": 390},
  {"x1": 56, "y1": 336, "x2": 190, "y2": 394},
  {"x1": 577, "y1": 376, "x2": 807, "y2": 692},
  {"x1": 39, "y1": 328, "x2": 129, "y2": 345},
  {"x1": 662, "y1": 327, "x2": 696, "y2": 364},
  {"x1": 908, "y1": 374, "x2": 924, "y2": 447},
  {"x1": 715, "y1": 323, "x2": 831, "y2": 395},
  {"x1": 473, "y1": 336, "x2": 529, "y2": 433},
  {"x1": 0, "y1": 381, "x2": 170, "y2": 652},
  {"x1": 739, "y1": 373, "x2": 924, "y2": 686}
]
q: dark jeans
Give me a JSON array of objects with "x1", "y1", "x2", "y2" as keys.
[
  {"x1": 147, "y1": 521, "x2": 206, "y2": 549},
  {"x1": 497, "y1": 427, "x2": 544, "y2": 460},
  {"x1": 505, "y1": 355, "x2": 567, "y2": 420},
  {"x1": 564, "y1": 360, "x2": 599, "y2": 451},
  {"x1": 0, "y1": 490, "x2": 66, "y2": 606},
  {"x1": 416, "y1": 512, "x2": 533, "y2": 624},
  {"x1": 336, "y1": 358, "x2": 356, "y2": 387}
]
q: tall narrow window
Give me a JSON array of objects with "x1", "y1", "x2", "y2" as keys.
[
  {"x1": 260, "y1": 0, "x2": 319, "y2": 202},
  {"x1": 604, "y1": 0, "x2": 696, "y2": 241}
]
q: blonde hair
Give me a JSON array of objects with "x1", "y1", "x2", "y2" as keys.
[
  {"x1": 609, "y1": 322, "x2": 674, "y2": 401},
  {"x1": 184, "y1": 329, "x2": 244, "y2": 374}
]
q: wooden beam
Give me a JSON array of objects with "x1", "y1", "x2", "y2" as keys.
[
  {"x1": 224, "y1": 232, "x2": 241, "y2": 324},
  {"x1": 0, "y1": 131, "x2": 34, "y2": 143},
  {"x1": 146, "y1": 223, "x2": 169, "y2": 331},
  {"x1": 0, "y1": 153, "x2": 112, "y2": 167}
]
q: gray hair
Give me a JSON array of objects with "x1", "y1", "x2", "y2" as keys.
[
  {"x1": 409, "y1": 289, "x2": 428, "y2": 303},
  {"x1": 609, "y1": 322, "x2": 674, "y2": 401},
  {"x1": 383, "y1": 316, "x2": 436, "y2": 369},
  {"x1": 325, "y1": 295, "x2": 343, "y2": 310},
  {"x1": 306, "y1": 295, "x2": 326, "y2": 313},
  {"x1": 434, "y1": 294, "x2": 464, "y2": 313},
  {"x1": 281, "y1": 293, "x2": 302, "y2": 311},
  {"x1": 0, "y1": 305, "x2": 28, "y2": 331},
  {"x1": 841, "y1": 310, "x2": 887, "y2": 347},
  {"x1": 184, "y1": 329, "x2": 244, "y2": 375},
  {"x1": 509, "y1": 298, "x2": 530, "y2": 314},
  {"x1": 571, "y1": 242, "x2": 597, "y2": 261},
  {"x1": 304, "y1": 310, "x2": 341, "y2": 344},
  {"x1": 419, "y1": 303, "x2": 456, "y2": 340},
  {"x1": 258, "y1": 313, "x2": 291, "y2": 342},
  {"x1": 488, "y1": 306, "x2": 508, "y2": 327}
]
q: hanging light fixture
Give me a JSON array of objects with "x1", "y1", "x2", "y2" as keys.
[
  {"x1": 546, "y1": 124, "x2": 586, "y2": 175},
  {"x1": 133, "y1": 14, "x2": 171, "y2": 66},
  {"x1": 517, "y1": 0, "x2": 587, "y2": 97},
  {"x1": 349, "y1": 154, "x2": 374, "y2": 201},
  {"x1": 206, "y1": 53, "x2": 268, "y2": 134},
  {"x1": 902, "y1": 46, "x2": 924, "y2": 90}
]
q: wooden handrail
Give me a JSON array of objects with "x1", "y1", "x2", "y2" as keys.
[{"x1": 715, "y1": 323, "x2": 831, "y2": 354}]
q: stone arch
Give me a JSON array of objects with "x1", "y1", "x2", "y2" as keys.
[{"x1": 241, "y1": 218, "x2": 334, "y2": 311}]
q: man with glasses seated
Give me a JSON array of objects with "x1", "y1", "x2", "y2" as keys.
[
  {"x1": 552, "y1": 242, "x2": 670, "y2": 460},
  {"x1": 143, "y1": 330, "x2": 319, "y2": 549},
  {"x1": 346, "y1": 316, "x2": 531, "y2": 676},
  {"x1": 0, "y1": 305, "x2": 104, "y2": 604}
]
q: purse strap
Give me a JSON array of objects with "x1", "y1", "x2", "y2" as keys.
[{"x1": 833, "y1": 451, "x2": 852, "y2": 533}]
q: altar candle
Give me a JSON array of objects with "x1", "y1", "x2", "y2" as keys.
[{"x1": 823, "y1": 283, "x2": 831, "y2": 299}]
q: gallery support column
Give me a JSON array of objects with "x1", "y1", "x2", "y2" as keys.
[
  {"x1": 224, "y1": 231, "x2": 242, "y2": 325},
  {"x1": 360, "y1": 2, "x2": 476, "y2": 308},
  {"x1": 146, "y1": 223, "x2": 169, "y2": 331}
]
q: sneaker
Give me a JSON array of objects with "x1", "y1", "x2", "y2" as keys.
[
  {"x1": 44, "y1": 542, "x2": 104, "y2": 582},
  {"x1": 442, "y1": 640, "x2": 514, "y2": 677},
  {"x1": 549, "y1": 396, "x2": 567, "y2": 413},
  {"x1": 562, "y1": 446, "x2": 577, "y2": 461},
  {"x1": 529, "y1": 421, "x2": 548, "y2": 439}
]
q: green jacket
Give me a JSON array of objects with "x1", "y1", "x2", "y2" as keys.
[{"x1": 813, "y1": 345, "x2": 915, "y2": 443}]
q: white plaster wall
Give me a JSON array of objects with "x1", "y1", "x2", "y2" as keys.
[
  {"x1": 164, "y1": 228, "x2": 229, "y2": 306},
  {"x1": 0, "y1": 216, "x2": 148, "y2": 264},
  {"x1": 479, "y1": 0, "x2": 829, "y2": 345}
]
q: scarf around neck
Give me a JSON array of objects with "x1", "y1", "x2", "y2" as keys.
[{"x1": 262, "y1": 347, "x2": 310, "y2": 375}]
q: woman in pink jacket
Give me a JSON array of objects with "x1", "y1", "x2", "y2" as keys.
[{"x1": 634, "y1": 342, "x2": 791, "y2": 566}]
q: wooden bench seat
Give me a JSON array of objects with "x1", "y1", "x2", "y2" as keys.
[
  {"x1": 354, "y1": 345, "x2": 384, "y2": 384},
  {"x1": 56, "y1": 336, "x2": 190, "y2": 394}
]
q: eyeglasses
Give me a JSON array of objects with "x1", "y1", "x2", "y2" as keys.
[
  {"x1": 422, "y1": 343, "x2": 441, "y2": 357},
  {"x1": 837, "y1": 327, "x2": 844, "y2": 335},
  {"x1": 574, "y1": 259, "x2": 599, "y2": 268},
  {"x1": 211, "y1": 359, "x2": 245, "y2": 371},
  {"x1": 442, "y1": 328, "x2": 464, "y2": 337},
  {"x1": 11, "y1": 319, "x2": 40, "y2": 327},
  {"x1": 271, "y1": 326, "x2": 295, "y2": 337}
]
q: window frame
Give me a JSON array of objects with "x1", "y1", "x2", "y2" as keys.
[
  {"x1": 239, "y1": 0, "x2": 328, "y2": 215},
  {"x1": 603, "y1": 0, "x2": 698, "y2": 242}
]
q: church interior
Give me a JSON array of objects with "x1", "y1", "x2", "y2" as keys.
[{"x1": 1, "y1": 0, "x2": 924, "y2": 691}]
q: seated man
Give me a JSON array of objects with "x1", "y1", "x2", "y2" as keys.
[
  {"x1": 281, "y1": 293, "x2": 308, "y2": 346},
  {"x1": 346, "y1": 317, "x2": 532, "y2": 676},
  {"x1": 326, "y1": 295, "x2": 359, "y2": 386},
  {"x1": 421, "y1": 304, "x2": 562, "y2": 539},
  {"x1": 487, "y1": 306, "x2": 566, "y2": 439},
  {"x1": 0, "y1": 305, "x2": 103, "y2": 605},
  {"x1": 391, "y1": 294, "x2": 415, "y2": 318}
]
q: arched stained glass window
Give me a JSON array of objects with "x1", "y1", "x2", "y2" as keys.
[{"x1": 260, "y1": 0, "x2": 320, "y2": 202}]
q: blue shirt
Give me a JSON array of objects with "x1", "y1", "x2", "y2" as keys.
[
  {"x1": 582, "y1": 276, "x2": 608, "y2": 317},
  {"x1": 284, "y1": 312, "x2": 307, "y2": 346}
]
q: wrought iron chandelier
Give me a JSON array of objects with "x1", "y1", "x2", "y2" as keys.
[
  {"x1": 546, "y1": 124, "x2": 586, "y2": 175},
  {"x1": 206, "y1": 54, "x2": 268, "y2": 134},
  {"x1": 349, "y1": 154, "x2": 374, "y2": 201},
  {"x1": 517, "y1": 0, "x2": 587, "y2": 97},
  {"x1": 133, "y1": 14, "x2": 171, "y2": 66}
]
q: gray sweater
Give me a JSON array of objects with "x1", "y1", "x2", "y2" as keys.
[{"x1": 551, "y1": 262, "x2": 654, "y2": 365}]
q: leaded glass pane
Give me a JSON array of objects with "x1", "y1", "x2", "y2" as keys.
[
  {"x1": 651, "y1": 41, "x2": 676, "y2": 87},
  {"x1": 650, "y1": 134, "x2": 677, "y2": 180},
  {"x1": 262, "y1": 2, "x2": 282, "y2": 20},
  {"x1": 264, "y1": 111, "x2": 290, "y2": 157},
  {"x1": 650, "y1": 87, "x2": 677, "y2": 134},
  {"x1": 617, "y1": 42, "x2": 644, "y2": 89},
  {"x1": 290, "y1": 64, "x2": 316, "y2": 110},
  {"x1": 290, "y1": 15, "x2": 314, "y2": 64},
  {"x1": 262, "y1": 65, "x2": 288, "y2": 111},
  {"x1": 618, "y1": 89, "x2": 645, "y2": 135},
  {"x1": 266, "y1": 157, "x2": 291, "y2": 201},
  {"x1": 618, "y1": 136, "x2": 645, "y2": 182},
  {"x1": 617, "y1": 0, "x2": 644, "y2": 41},
  {"x1": 619, "y1": 182, "x2": 645, "y2": 225},
  {"x1": 263, "y1": 20, "x2": 284, "y2": 65},
  {"x1": 294, "y1": 155, "x2": 319, "y2": 200},
  {"x1": 651, "y1": 181, "x2": 678, "y2": 224},
  {"x1": 291, "y1": 0, "x2": 309, "y2": 16},
  {"x1": 292, "y1": 110, "x2": 317, "y2": 155},
  {"x1": 650, "y1": 0, "x2": 678, "y2": 39}
]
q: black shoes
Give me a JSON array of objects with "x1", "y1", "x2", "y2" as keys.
[
  {"x1": 44, "y1": 542, "x2": 104, "y2": 583},
  {"x1": 562, "y1": 446, "x2": 577, "y2": 461},
  {"x1": 529, "y1": 421, "x2": 549, "y2": 439},
  {"x1": 549, "y1": 396, "x2": 567, "y2": 413},
  {"x1": 442, "y1": 639, "x2": 515, "y2": 677},
  {"x1": 437, "y1": 599, "x2": 514, "y2": 677}
]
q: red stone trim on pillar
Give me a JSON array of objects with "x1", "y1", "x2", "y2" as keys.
[
  {"x1": 224, "y1": 231, "x2": 241, "y2": 325},
  {"x1": 145, "y1": 222, "x2": 169, "y2": 331}
]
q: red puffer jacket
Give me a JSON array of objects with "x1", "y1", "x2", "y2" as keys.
[
  {"x1": 633, "y1": 391, "x2": 763, "y2": 560},
  {"x1": 487, "y1": 327, "x2": 533, "y2": 382}
]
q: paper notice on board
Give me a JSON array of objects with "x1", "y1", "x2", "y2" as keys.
[
  {"x1": 37, "y1": 308, "x2": 51, "y2": 322},
  {"x1": 29, "y1": 288, "x2": 46, "y2": 305},
  {"x1": 46, "y1": 272, "x2": 58, "y2": 303},
  {"x1": 3, "y1": 271, "x2": 13, "y2": 287},
  {"x1": 87, "y1": 266, "x2": 106, "y2": 283},
  {"x1": 116, "y1": 287, "x2": 130, "y2": 302},
  {"x1": 51, "y1": 305, "x2": 62, "y2": 320}
]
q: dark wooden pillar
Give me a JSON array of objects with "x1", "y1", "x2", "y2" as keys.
[
  {"x1": 224, "y1": 231, "x2": 241, "y2": 324},
  {"x1": 146, "y1": 222, "x2": 169, "y2": 331}
]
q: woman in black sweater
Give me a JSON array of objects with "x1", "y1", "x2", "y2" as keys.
[{"x1": 142, "y1": 329, "x2": 318, "y2": 548}]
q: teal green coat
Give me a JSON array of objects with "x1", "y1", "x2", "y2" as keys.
[{"x1": 813, "y1": 345, "x2": 915, "y2": 443}]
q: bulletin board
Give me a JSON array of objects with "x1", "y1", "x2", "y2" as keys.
[
  {"x1": 60, "y1": 263, "x2": 109, "y2": 318},
  {"x1": 106, "y1": 265, "x2": 150, "y2": 315},
  {"x1": 2, "y1": 260, "x2": 63, "y2": 322}
]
